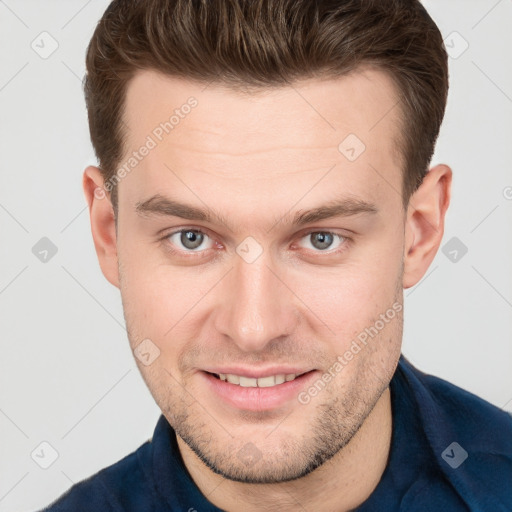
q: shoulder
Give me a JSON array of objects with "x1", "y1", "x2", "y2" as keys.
[
  {"x1": 404, "y1": 358, "x2": 512, "y2": 447},
  {"x1": 38, "y1": 440, "x2": 155, "y2": 512},
  {"x1": 396, "y1": 356, "x2": 512, "y2": 511}
]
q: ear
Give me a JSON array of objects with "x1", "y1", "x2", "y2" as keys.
[
  {"x1": 403, "y1": 164, "x2": 452, "y2": 289},
  {"x1": 82, "y1": 166, "x2": 120, "y2": 288}
]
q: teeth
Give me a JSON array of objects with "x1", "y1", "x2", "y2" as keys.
[
  {"x1": 217, "y1": 373, "x2": 298, "y2": 387},
  {"x1": 257, "y1": 376, "x2": 276, "y2": 388},
  {"x1": 239, "y1": 376, "x2": 258, "y2": 387},
  {"x1": 226, "y1": 374, "x2": 240, "y2": 384}
]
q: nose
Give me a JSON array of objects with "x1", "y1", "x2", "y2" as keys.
[{"x1": 213, "y1": 248, "x2": 299, "y2": 353}]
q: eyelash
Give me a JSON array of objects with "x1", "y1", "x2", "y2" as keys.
[{"x1": 159, "y1": 227, "x2": 352, "y2": 259}]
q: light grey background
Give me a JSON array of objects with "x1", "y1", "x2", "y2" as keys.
[{"x1": 0, "y1": 1, "x2": 511, "y2": 510}]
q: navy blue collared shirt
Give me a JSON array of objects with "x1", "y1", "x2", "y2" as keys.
[{"x1": 39, "y1": 354, "x2": 512, "y2": 511}]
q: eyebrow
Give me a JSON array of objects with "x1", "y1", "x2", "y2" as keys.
[{"x1": 135, "y1": 194, "x2": 378, "y2": 231}]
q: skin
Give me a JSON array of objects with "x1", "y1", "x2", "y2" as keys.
[{"x1": 83, "y1": 67, "x2": 451, "y2": 511}]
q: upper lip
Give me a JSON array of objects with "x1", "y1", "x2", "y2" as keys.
[{"x1": 202, "y1": 367, "x2": 314, "y2": 379}]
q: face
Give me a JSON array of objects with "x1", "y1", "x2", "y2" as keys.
[{"x1": 112, "y1": 68, "x2": 408, "y2": 483}]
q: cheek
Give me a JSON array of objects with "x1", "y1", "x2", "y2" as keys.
[
  {"x1": 119, "y1": 221, "x2": 403, "y2": 351},
  {"x1": 119, "y1": 253, "x2": 214, "y2": 364},
  {"x1": 287, "y1": 243, "x2": 403, "y2": 344},
  {"x1": 118, "y1": 246, "x2": 178, "y2": 345}
]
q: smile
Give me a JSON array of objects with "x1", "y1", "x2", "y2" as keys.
[
  {"x1": 212, "y1": 372, "x2": 304, "y2": 387},
  {"x1": 202, "y1": 370, "x2": 318, "y2": 411}
]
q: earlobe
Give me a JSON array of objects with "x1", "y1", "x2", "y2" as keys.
[
  {"x1": 403, "y1": 164, "x2": 452, "y2": 289},
  {"x1": 83, "y1": 166, "x2": 120, "y2": 288}
]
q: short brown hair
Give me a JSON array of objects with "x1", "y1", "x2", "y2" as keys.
[{"x1": 84, "y1": 0, "x2": 448, "y2": 212}]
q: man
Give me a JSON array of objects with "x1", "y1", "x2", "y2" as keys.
[{"x1": 39, "y1": 0, "x2": 512, "y2": 510}]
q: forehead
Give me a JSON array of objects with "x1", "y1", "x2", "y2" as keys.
[{"x1": 119, "y1": 68, "x2": 403, "y2": 217}]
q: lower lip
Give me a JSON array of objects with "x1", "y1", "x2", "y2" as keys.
[{"x1": 200, "y1": 370, "x2": 318, "y2": 411}]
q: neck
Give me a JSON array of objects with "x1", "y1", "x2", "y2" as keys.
[{"x1": 177, "y1": 387, "x2": 392, "y2": 512}]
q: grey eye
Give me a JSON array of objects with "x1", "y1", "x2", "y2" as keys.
[
  {"x1": 299, "y1": 232, "x2": 344, "y2": 252},
  {"x1": 310, "y1": 232, "x2": 333, "y2": 250},
  {"x1": 169, "y1": 230, "x2": 210, "y2": 251}
]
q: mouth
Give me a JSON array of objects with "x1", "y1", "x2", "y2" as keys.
[
  {"x1": 206, "y1": 371, "x2": 309, "y2": 388},
  {"x1": 201, "y1": 369, "x2": 318, "y2": 411}
]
